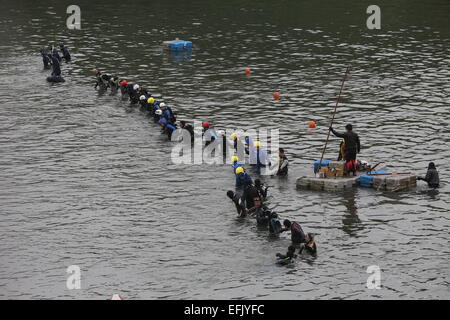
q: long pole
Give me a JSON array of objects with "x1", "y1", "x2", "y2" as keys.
[{"x1": 318, "y1": 66, "x2": 351, "y2": 169}]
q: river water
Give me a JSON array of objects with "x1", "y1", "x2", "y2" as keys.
[{"x1": 0, "y1": 0, "x2": 449, "y2": 299}]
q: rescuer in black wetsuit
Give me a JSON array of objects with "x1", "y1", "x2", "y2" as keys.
[
  {"x1": 40, "y1": 49, "x2": 52, "y2": 69},
  {"x1": 330, "y1": 124, "x2": 361, "y2": 176},
  {"x1": 280, "y1": 219, "x2": 306, "y2": 244},
  {"x1": 59, "y1": 44, "x2": 71, "y2": 62},
  {"x1": 242, "y1": 183, "x2": 262, "y2": 211},
  {"x1": 417, "y1": 162, "x2": 440, "y2": 188},
  {"x1": 276, "y1": 245, "x2": 296, "y2": 265},
  {"x1": 277, "y1": 148, "x2": 289, "y2": 176},
  {"x1": 254, "y1": 179, "x2": 269, "y2": 200},
  {"x1": 227, "y1": 190, "x2": 246, "y2": 217},
  {"x1": 180, "y1": 121, "x2": 195, "y2": 145},
  {"x1": 49, "y1": 54, "x2": 61, "y2": 76}
]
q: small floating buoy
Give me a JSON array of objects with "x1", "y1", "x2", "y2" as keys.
[
  {"x1": 273, "y1": 92, "x2": 280, "y2": 100},
  {"x1": 309, "y1": 121, "x2": 316, "y2": 128},
  {"x1": 245, "y1": 68, "x2": 251, "y2": 74},
  {"x1": 109, "y1": 294, "x2": 124, "y2": 300}
]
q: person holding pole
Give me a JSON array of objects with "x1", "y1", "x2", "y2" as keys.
[{"x1": 329, "y1": 124, "x2": 360, "y2": 176}]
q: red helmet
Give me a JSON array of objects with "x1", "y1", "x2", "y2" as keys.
[
  {"x1": 120, "y1": 80, "x2": 128, "y2": 87},
  {"x1": 202, "y1": 121, "x2": 210, "y2": 128}
]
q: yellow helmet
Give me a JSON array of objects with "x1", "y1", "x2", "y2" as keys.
[
  {"x1": 231, "y1": 155, "x2": 239, "y2": 162},
  {"x1": 235, "y1": 166, "x2": 244, "y2": 175},
  {"x1": 254, "y1": 141, "x2": 261, "y2": 147},
  {"x1": 230, "y1": 133, "x2": 238, "y2": 140},
  {"x1": 147, "y1": 97, "x2": 155, "y2": 104}
]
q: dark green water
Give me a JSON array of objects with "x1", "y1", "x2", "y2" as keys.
[{"x1": 0, "y1": 0, "x2": 449, "y2": 299}]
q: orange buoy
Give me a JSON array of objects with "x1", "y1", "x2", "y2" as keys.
[
  {"x1": 309, "y1": 121, "x2": 316, "y2": 128},
  {"x1": 245, "y1": 68, "x2": 251, "y2": 74},
  {"x1": 273, "y1": 92, "x2": 280, "y2": 100}
]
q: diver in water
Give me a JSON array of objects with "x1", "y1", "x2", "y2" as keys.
[
  {"x1": 299, "y1": 233, "x2": 317, "y2": 255},
  {"x1": 180, "y1": 120, "x2": 195, "y2": 145},
  {"x1": 59, "y1": 44, "x2": 71, "y2": 62},
  {"x1": 146, "y1": 97, "x2": 155, "y2": 113},
  {"x1": 242, "y1": 182, "x2": 262, "y2": 211},
  {"x1": 52, "y1": 48, "x2": 62, "y2": 63},
  {"x1": 160, "y1": 103, "x2": 176, "y2": 124},
  {"x1": 276, "y1": 245, "x2": 296, "y2": 265},
  {"x1": 280, "y1": 219, "x2": 306, "y2": 244},
  {"x1": 93, "y1": 68, "x2": 107, "y2": 90},
  {"x1": 128, "y1": 84, "x2": 140, "y2": 103},
  {"x1": 46, "y1": 53, "x2": 65, "y2": 82},
  {"x1": 417, "y1": 162, "x2": 440, "y2": 189},
  {"x1": 226, "y1": 190, "x2": 246, "y2": 217},
  {"x1": 277, "y1": 148, "x2": 289, "y2": 176},
  {"x1": 269, "y1": 212, "x2": 282, "y2": 234},
  {"x1": 165, "y1": 123, "x2": 177, "y2": 140},
  {"x1": 40, "y1": 49, "x2": 52, "y2": 69},
  {"x1": 120, "y1": 80, "x2": 128, "y2": 96},
  {"x1": 139, "y1": 95, "x2": 149, "y2": 110},
  {"x1": 254, "y1": 179, "x2": 269, "y2": 200},
  {"x1": 235, "y1": 166, "x2": 253, "y2": 188},
  {"x1": 108, "y1": 76, "x2": 120, "y2": 93},
  {"x1": 49, "y1": 54, "x2": 61, "y2": 76},
  {"x1": 253, "y1": 141, "x2": 271, "y2": 170}
]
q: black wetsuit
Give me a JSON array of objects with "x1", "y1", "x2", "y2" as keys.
[
  {"x1": 276, "y1": 249, "x2": 296, "y2": 265},
  {"x1": 40, "y1": 50, "x2": 52, "y2": 69},
  {"x1": 255, "y1": 183, "x2": 268, "y2": 200},
  {"x1": 49, "y1": 55, "x2": 61, "y2": 76},
  {"x1": 277, "y1": 155, "x2": 289, "y2": 176},
  {"x1": 330, "y1": 128, "x2": 360, "y2": 161},
  {"x1": 227, "y1": 191, "x2": 246, "y2": 217},
  {"x1": 52, "y1": 50, "x2": 62, "y2": 63},
  {"x1": 60, "y1": 46, "x2": 71, "y2": 62},
  {"x1": 128, "y1": 85, "x2": 139, "y2": 103},
  {"x1": 182, "y1": 124, "x2": 195, "y2": 144},
  {"x1": 420, "y1": 168, "x2": 440, "y2": 188},
  {"x1": 243, "y1": 184, "x2": 261, "y2": 210}
]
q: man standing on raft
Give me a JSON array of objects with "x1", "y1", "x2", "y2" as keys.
[{"x1": 329, "y1": 124, "x2": 360, "y2": 176}]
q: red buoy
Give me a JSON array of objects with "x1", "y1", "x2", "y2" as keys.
[{"x1": 273, "y1": 92, "x2": 280, "y2": 100}]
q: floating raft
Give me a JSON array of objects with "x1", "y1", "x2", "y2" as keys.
[
  {"x1": 297, "y1": 160, "x2": 417, "y2": 192},
  {"x1": 296, "y1": 175, "x2": 359, "y2": 192},
  {"x1": 296, "y1": 173, "x2": 417, "y2": 192}
]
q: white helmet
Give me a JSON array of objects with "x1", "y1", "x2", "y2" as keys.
[
  {"x1": 159, "y1": 102, "x2": 166, "y2": 108},
  {"x1": 139, "y1": 95, "x2": 146, "y2": 101},
  {"x1": 155, "y1": 109, "x2": 162, "y2": 115},
  {"x1": 133, "y1": 84, "x2": 140, "y2": 91}
]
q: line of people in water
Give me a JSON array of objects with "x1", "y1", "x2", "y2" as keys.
[
  {"x1": 40, "y1": 44, "x2": 71, "y2": 83},
  {"x1": 39, "y1": 52, "x2": 438, "y2": 267},
  {"x1": 227, "y1": 157, "x2": 316, "y2": 266},
  {"x1": 86, "y1": 66, "x2": 301, "y2": 265},
  {"x1": 88, "y1": 67, "x2": 290, "y2": 175}
]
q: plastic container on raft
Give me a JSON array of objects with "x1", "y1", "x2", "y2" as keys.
[
  {"x1": 313, "y1": 160, "x2": 330, "y2": 173},
  {"x1": 359, "y1": 171, "x2": 389, "y2": 188},
  {"x1": 163, "y1": 39, "x2": 193, "y2": 51}
]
